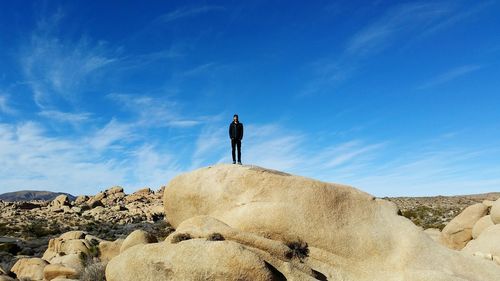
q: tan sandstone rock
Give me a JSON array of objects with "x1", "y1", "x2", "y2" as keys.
[
  {"x1": 74, "y1": 195, "x2": 89, "y2": 205},
  {"x1": 463, "y1": 224, "x2": 500, "y2": 259},
  {"x1": 106, "y1": 239, "x2": 280, "y2": 281},
  {"x1": 439, "y1": 203, "x2": 489, "y2": 250},
  {"x1": 134, "y1": 187, "x2": 152, "y2": 195},
  {"x1": 86, "y1": 198, "x2": 104, "y2": 209},
  {"x1": 159, "y1": 164, "x2": 500, "y2": 281},
  {"x1": 43, "y1": 264, "x2": 78, "y2": 281},
  {"x1": 106, "y1": 186, "x2": 124, "y2": 195},
  {"x1": 11, "y1": 257, "x2": 48, "y2": 281},
  {"x1": 50, "y1": 194, "x2": 71, "y2": 208},
  {"x1": 43, "y1": 232, "x2": 92, "y2": 261},
  {"x1": 472, "y1": 215, "x2": 494, "y2": 239},
  {"x1": 93, "y1": 192, "x2": 106, "y2": 201},
  {"x1": 120, "y1": 229, "x2": 158, "y2": 253},
  {"x1": 491, "y1": 198, "x2": 500, "y2": 224},
  {"x1": 99, "y1": 239, "x2": 124, "y2": 262},
  {"x1": 49, "y1": 253, "x2": 83, "y2": 272},
  {"x1": 483, "y1": 200, "x2": 494, "y2": 207},
  {"x1": 423, "y1": 228, "x2": 441, "y2": 242}
]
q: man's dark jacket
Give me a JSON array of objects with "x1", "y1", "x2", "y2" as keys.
[{"x1": 229, "y1": 122, "x2": 244, "y2": 140}]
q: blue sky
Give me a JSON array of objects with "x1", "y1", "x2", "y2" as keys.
[{"x1": 0, "y1": 1, "x2": 499, "y2": 196}]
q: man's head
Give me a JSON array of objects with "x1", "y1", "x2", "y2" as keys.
[{"x1": 233, "y1": 114, "x2": 239, "y2": 123}]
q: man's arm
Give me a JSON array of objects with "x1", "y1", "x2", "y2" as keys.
[{"x1": 240, "y1": 124, "x2": 244, "y2": 140}]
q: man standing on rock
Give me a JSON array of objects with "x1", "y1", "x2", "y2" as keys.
[{"x1": 229, "y1": 114, "x2": 244, "y2": 165}]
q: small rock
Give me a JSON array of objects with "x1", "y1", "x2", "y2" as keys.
[
  {"x1": 11, "y1": 258, "x2": 48, "y2": 281},
  {"x1": 43, "y1": 264, "x2": 78, "y2": 281}
]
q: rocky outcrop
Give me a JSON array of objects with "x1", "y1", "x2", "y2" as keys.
[
  {"x1": 433, "y1": 195, "x2": 500, "y2": 266},
  {"x1": 463, "y1": 224, "x2": 500, "y2": 265},
  {"x1": 3, "y1": 165, "x2": 500, "y2": 281},
  {"x1": 50, "y1": 195, "x2": 71, "y2": 209},
  {"x1": 439, "y1": 203, "x2": 489, "y2": 250},
  {"x1": 104, "y1": 164, "x2": 500, "y2": 281}
]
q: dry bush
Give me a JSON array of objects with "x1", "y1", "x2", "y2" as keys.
[
  {"x1": 171, "y1": 233, "x2": 191, "y2": 244},
  {"x1": 286, "y1": 240, "x2": 309, "y2": 261},
  {"x1": 207, "y1": 232, "x2": 225, "y2": 241},
  {"x1": 80, "y1": 258, "x2": 106, "y2": 281}
]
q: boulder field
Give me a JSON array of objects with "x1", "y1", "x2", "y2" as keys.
[{"x1": 106, "y1": 164, "x2": 500, "y2": 281}]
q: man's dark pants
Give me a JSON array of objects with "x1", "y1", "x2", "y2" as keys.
[{"x1": 231, "y1": 139, "x2": 241, "y2": 162}]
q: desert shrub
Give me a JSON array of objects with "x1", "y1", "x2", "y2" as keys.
[
  {"x1": 0, "y1": 222, "x2": 13, "y2": 236},
  {"x1": 22, "y1": 221, "x2": 50, "y2": 238},
  {"x1": 401, "y1": 205, "x2": 449, "y2": 230},
  {"x1": 286, "y1": 240, "x2": 309, "y2": 261},
  {"x1": 80, "y1": 259, "x2": 106, "y2": 281},
  {"x1": 207, "y1": 232, "x2": 225, "y2": 241},
  {"x1": 171, "y1": 233, "x2": 191, "y2": 244},
  {"x1": 150, "y1": 220, "x2": 175, "y2": 240},
  {"x1": 18, "y1": 218, "x2": 67, "y2": 238},
  {"x1": 88, "y1": 244, "x2": 100, "y2": 258},
  {"x1": 83, "y1": 222, "x2": 98, "y2": 232}
]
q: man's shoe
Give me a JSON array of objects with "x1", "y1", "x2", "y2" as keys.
[
  {"x1": 233, "y1": 161, "x2": 236, "y2": 164},
  {"x1": 237, "y1": 162, "x2": 242, "y2": 165}
]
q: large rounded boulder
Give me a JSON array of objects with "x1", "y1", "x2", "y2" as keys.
[
  {"x1": 106, "y1": 239, "x2": 278, "y2": 281},
  {"x1": 463, "y1": 224, "x2": 500, "y2": 264},
  {"x1": 491, "y1": 198, "x2": 500, "y2": 224},
  {"x1": 472, "y1": 215, "x2": 495, "y2": 239},
  {"x1": 439, "y1": 203, "x2": 489, "y2": 250},
  {"x1": 162, "y1": 164, "x2": 500, "y2": 280}
]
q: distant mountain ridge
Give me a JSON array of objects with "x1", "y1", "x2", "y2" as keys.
[{"x1": 0, "y1": 190, "x2": 76, "y2": 201}]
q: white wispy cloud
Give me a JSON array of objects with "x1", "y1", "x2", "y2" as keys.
[
  {"x1": 205, "y1": 123, "x2": 385, "y2": 179},
  {"x1": 182, "y1": 63, "x2": 218, "y2": 77},
  {"x1": 20, "y1": 11, "x2": 117, "y2": 108},
  {"x1": 243, "y1": 125, "x2": 305, "y2": 172},
  {"x1": 38, "y1": 110, "x2": 92, "y2": 123},
  {"x1": 0, "y1": 94, "x2": 16, "y2": 115},
  {"x1": 202, "y1": 121, "x2": 500, "y2": 197},
  {"x1": 191, "y1": 125, "x2": 227, "y2": 168},
  {"x1": 131, "y1": 144, "x2": 182, "y2": 189},
  {"x1": 87, "y1": 118, "x2": 136, "y2": 151},
  {"x1": 0, "y1": 120, "x2": 181, "y2": 194},
  {"x1": 349, "y1": 145, "x2": 500, "y2": 197},
  {"x1": 300, "y1": 1, "x2": 486, "y2": 96},
  {"x1": 318, "y1": 141, "x2": 384, "y2": 169},
  {"x1": 160, "y1": 5, "x2": 224, "y2": 23},
  {"x1": 2, "y1": 113, "x2": 498, "y2": 198},
  {"x1": 0, "y1": 121, "x2": 122, "y2": 194},
  {"x1": 346, "y1": 2, "x2": 451, "y2": 56},
  {"x1": 414, "y1": 1, "x2": 496, "y2": 41},
  {"x1": 108, "y1": 93, "x2": 202, "y2": 128},
  {"x1": 418, "y1": 65, "x2": 482, "y2": 89}
]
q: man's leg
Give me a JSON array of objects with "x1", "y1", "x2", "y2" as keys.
[
  {"x1": 237, "y1": 139, "x2": 242, "y2": 164},
  {"x1": 231, "y1": 139, "x2": 236, "y2": 163}
]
